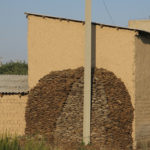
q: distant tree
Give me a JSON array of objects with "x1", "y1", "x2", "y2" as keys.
[{"x1": 0, "y1": 61, "x2": 28, "y2": 75}]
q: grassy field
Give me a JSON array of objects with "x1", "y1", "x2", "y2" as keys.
[
  {"x1": 0, "y1": 135, "x2": 50, "y2": 150},
  {"x1": 0, "y1": 135, "x2": 149, "y2": 150}
]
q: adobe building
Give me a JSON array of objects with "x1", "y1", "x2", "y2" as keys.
[
  {"x1": 25, "y1": 12, "x2": 150, "y2": 147},
  {"x1": 0, "y1": 75, "x2": 28, "y2": 135},
  {"x1": 129, "y1": 19, "x2": 150, "y2": 32}
]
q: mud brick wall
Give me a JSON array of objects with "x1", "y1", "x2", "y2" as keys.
[
  {"x1": 0, "y1": 95, "x2": 27, "y2": 135},
  {"x1": 25, "y1": 67, "x2": 133, "y2": 150}
]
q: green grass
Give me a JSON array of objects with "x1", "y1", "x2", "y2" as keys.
[
  {"x1": 0, "y1": 135, "x2": 51, "y2": 150},
  {"x1": 0, "y1": 135, "x2": 21, "y2": 150},
  {"x1": 0, "y1": 135, "x2": 149, "y2": 150}
]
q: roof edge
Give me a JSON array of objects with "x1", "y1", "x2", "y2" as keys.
[
  {"x1": 24, "y1": 12, "x2": 150, "y2": 35},
  {"x1": 0, "y1": 92, "x2": 29, "y2": 95}
]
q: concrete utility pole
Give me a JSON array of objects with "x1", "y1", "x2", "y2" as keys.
[{"x1": 83, "y1": 0, "x2": 92, "y2": 145}]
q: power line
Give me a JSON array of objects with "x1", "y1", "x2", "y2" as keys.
[{"x1": 102, "y1": 0, "x2": 115, "y2": 25}]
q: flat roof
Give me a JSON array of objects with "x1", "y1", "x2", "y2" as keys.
[
  {"x1": 0, "y1": 75, "x2": 28, "y2": 94},
  {"x1": 25, "y1": 12, "x2": 150, "y2": 36}
]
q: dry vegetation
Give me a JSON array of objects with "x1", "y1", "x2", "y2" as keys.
[{"x1": 0, "y1": 135, "x2": 150, "y2": 150}]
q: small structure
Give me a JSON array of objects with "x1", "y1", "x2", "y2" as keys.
[
  {"x1": 0, "y1": 75, "x2": 28, "y2": 135},
  {"x1": 25, "y1": 12, "x2": 150, "y2": 148},
  {"x1": 129, "y1": 19, "x2": 150, "y2": 32}
]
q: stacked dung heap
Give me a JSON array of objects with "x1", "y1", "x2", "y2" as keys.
[
  {"x1": 25, "y1": 67, "x2": 83, "y2": 142},
  {"x1": 25, "y1": 67, "x2": 133, "y2": 150}
]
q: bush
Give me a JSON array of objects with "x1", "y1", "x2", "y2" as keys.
[{"x1": 0, "y1": 61, "x2": 28, "y2": 75}]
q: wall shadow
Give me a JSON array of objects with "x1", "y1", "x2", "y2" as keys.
[
  {"x1": 137, "y1": 33, "x2": 150, "y2": 44},
  {"x1": 91, "y1": 24, "x2": 96, "y2": 107},
  {"x1": 91, "y1": 24, "x2": 96, "y2": 71}
]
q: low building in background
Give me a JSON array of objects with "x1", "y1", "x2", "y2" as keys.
[
  {"x1": 0, "y1": 75, "x2": 28, "y2": 135},
  {"x1": 129, "y1": 19, "x2": 150, "y2": 32}
]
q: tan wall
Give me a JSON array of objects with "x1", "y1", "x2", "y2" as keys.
[
  {"x1": 0, "y1": 95, "x2": 27, "y2": 135},
  {"x1": 27, "y1": 16, "x2": 136, "y2": 103},
  {"x1": 27, "y1": 16, "x2": 84, "y2": 89},
  {"x1": 129, "y1": 20, "x2": 150, "y2": 32},
  {"x1": 95, "y1": 26, "x2": 135, "y2": 105},
  {"x1": 28, "y1": 17, "x2": 136, "y2": 141},
  {"x1": 135, "y1": 35, "x2": 150, "y2": 141},
  {"x1": 28, "y1": 15, "x2": 150, "y2": 148}
]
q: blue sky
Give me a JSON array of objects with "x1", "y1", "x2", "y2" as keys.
[{"x1": 0, "y1": 0, "x2": 150, "y2": 62}]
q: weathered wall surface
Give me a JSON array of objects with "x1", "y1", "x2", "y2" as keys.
[
  {"x1": 27, "y1": 16, "x2": 84, "y2": 89},
  {"x1": 0, "y1": 95, "x2": 27, "y2": 135},
  {"x1": 135, "y1": 35, "x2": 150, "y2": 142},
  {"x1": 27, "y1": 15, "x2": 136, "y2": 106},
  {"x1": 129, "y1": 20, "x2": 150, "y2": 32}
]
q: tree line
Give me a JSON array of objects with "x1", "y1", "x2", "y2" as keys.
[{"x1": 0, "y1": 61, "x2": 28, "y2": 75}]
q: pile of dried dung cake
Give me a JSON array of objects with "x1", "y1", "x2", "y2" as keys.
[
  {"x1": 25, "y1": 67, "x2": 83, "y2": 142},
  {"x1": 25, "y1": 67, "x2": 133, "y2": 150}
]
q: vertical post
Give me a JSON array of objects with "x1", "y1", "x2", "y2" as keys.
[{"x1": 83, "y1": 0, "x2": 92, "y2": 145}]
